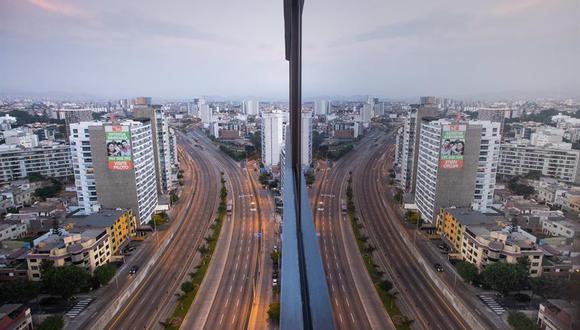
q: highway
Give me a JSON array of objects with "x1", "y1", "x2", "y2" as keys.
[
  {"x1": 104, "y1": 137, "x2": 220, "y2": 329},
  {"x1": 181, "y1": 128, "x2": 273, "y2": 330},
  {"x1": 311, "y1": 132, "x2": 395, "y2": 330},
  {"x1": 68, "y1": 136, "x2": 220, "y2": 330},
  {"x1": 350, "y1": 125, "x2": 501, "y2": 329}
]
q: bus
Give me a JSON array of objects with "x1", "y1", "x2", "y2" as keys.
[{"x1": 226, "y1": 201, "x2": 233, "y2": 215}]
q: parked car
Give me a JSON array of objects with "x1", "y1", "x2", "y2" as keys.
[{"x1": 272, "y1": 278, "x2": 278, "y2": 287}]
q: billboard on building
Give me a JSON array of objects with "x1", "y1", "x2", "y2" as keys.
[
  {"x1": 440, "y1": 124, "x2": 466, "y2": 169},
  {"x1": 105, "y1": 125, "x2": 132, "y2": 171}
]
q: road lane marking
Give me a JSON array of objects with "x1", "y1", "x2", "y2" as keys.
[
  {"x1": 350, "y1": 313, "x2": 355, "y2": 323},
  {"x1": 339, "y1": 314, "x2": 343, "y2": 323},
  {"x1": 231, "y1": 314, "x2": 237, "y2": 325},
  {"x1": 220, "y1": 314, "x2": 224, "y2": 325},
  {"x1": 225, "y1": 298, "x2": 229, "y2": 305},
  {"x1": 229, "y1": 285, "x2": 233, "y2": 293}
]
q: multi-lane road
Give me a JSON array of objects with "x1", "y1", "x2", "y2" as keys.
[
  {"x1": 311, "y1": 124, "x2": 506, "y2": 330},
  {"x1": 181, "y1": 128, "x2": 274, "y2": 330},
  {"x1": 67, "y1": 137, "x2": 220, "y2": 330},
  {"x1": 311, "y1": 134, "x2": 394, "y2": 329}
]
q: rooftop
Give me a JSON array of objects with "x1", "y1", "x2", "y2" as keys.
[
  {"x1": 445, "y1": 208, "x2": 504, "y2": 226},
  {"x1": 65, "y1": 209, "x2": 128, "y2": 228}
]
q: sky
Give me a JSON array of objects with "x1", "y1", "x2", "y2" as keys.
[{"x1": 0, "y1": 0, "x2": 578, "y2": 100}]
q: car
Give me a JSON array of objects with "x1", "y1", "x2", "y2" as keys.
[
  {"x1": 129, "y1": 265, "x2": 139, "y2": 275},
  {"x1": 272, "y1": 278, "x2": 278, "y2": 287},
  {"x1": 434, "y1": 263, "x2": 444, "y2": 272}
]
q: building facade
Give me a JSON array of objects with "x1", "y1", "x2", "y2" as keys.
[
  {"x1": 26, "y1": 229, "x2": 112, "y2": 280},
  {"x1": 301, "y1": 110, "x2": 313, "y2": 168},
  {"x1": 415, "y1": 119, "x2": 499, "y2": 223},
  {"x1": 261, "y1": 111, "x2": 285, "y2": 167},
  {"x1": 499, "y1": 141, "x2": 580, "y2": 184},
  {"x1": 90, "y1": 121, "x2": 158, "y2": 225},
  {"x1": 0, "y1": 143, "x2": 72, "y2": 183}
]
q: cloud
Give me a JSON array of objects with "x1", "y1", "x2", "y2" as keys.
[
  {"x1": 490, "y1": 0, "x2": 542, "y2": 16},
  {"x1": 27, "y1": 0, "x2": 84, "y2": 17},
  {"x1": 331, "y1": 12, "x2": 470, "y2": 47}
]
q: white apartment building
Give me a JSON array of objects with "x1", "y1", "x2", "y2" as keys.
[
  {"x1": 0, "y1": 142, "x2": 73, "y2": 183},
  {"x1": 498, "y1": 140, "x2": 580, "y2": 184},
  {"x1": 396, "y1": 105, "x2": 439, "y2": 192},
  {"x1": 471, "y1": 120, "x2": 501, "y2": 212},
  {"x1": 244, "y1": 100, "x2": 259, "y2": 116},
  {"x1": 301, "y1": 110, "x2": 313, "y2": 168},
  {"x1": 154, "y1": 110, "x2": 178, "y2": 192},
  {"x1": 360, "y1": 104, "x2": 372, "y2": 126},
  {"x1": 314, "y1": 100, "x2": 329, "y2": 116},
  {"x1": 199, "y1": 104, "x2": 212, "y2": 124},
  {"x1": 70, "y1": 121, "x2": 102, "y2": 214},
  {"x1": 261, "y1": 111, "x2": 285, "y2": 167}
]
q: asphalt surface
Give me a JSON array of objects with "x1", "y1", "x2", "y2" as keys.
[
  {"x1": 104, "y1": 136, "x2": 220, "y2": 330},
  {"x1": 180, "y1": 128, "x2": 272, "y2": 330},
  {"x1": 350, "y1": 125, "x2": 502, "y2": 330},
  {"x1": 68, "y1": 139, "x2": 220, "y2": 330},
  {"x1": 311, "y1": 133, "x2": 395, "y2": 330}
]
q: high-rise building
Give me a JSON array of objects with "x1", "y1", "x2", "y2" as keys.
[
  {"x1": 71, "y1": 121, "x2": 158, "y2": 224},
  {"x1": 0, "y1": 142, "x2": 72, "y2": 182},
  {"x1": 134, "y1": 97, "x2": 152, "y2": 106},
  {"x1": 397, "y1": 104, "x2": 439, "y2": 191},
  {"x1": 133, "y1": 106, "x2": 179, "y2": 193},
  {"x1": 62, "y1": 109, "x2": 93, "y2": 138},
  {"x1": 414, "y1": 119, "x2": 500, "y2": 223},
  {"x1": 244, "y1": 100, "x2": 260, "y2": 116},
  {"x1": 314, "y1": 100, "x2": 329, "y2": 116},
  {"x1": 361, "y1": 104, "x2": 372, "y2": 126},
  {"x1": 70, "y1": 121, "x2": 103, "y2": 214},
  {"x1": 301, "y1": 110, "x2": 313, "y2": 168},
  {"x1": 199, "y1": 103, "x2": 212, "y2": 124},
  {"x1": 91, "y1": 121, "x2": 158, "y2": 225},
  {"x1": 261, "y1": 110, "x2": 285, "y2": 167},
  {"x1": 477, "y1": 107, "x2": 510, "y2": 133},
  {"x1": 420, "y1": 96, "x2": 437, "y2": 105}
]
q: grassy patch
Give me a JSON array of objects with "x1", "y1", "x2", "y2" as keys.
[
  {"x1": 346, "y1": 177, "x2": 413, "y2": 330},
  {"x1": 162, "y1": 174, "x2": 228, "y2": 329}
]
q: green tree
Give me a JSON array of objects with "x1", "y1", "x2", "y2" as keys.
[
  {"x1": 267, "y1": 302, "x2": 280, "y2": 321},
  {"x1": 456, "y1": 261, "x2": 479, "y2": 284},
  {"x1": 0, "y1": 281, "x2": 39, "y2": 304},
  {"x1": 481, "y1": 263, "x2": 528, "y2": 296},
  {"x1": 181, "y1": 281, "x2": 194, "y2": 293},
  {"x1": 38, "y1": 315, "x2": 64, "y2": 330},
  {"x1": 93, "y1": 264, "x2": 116, "y2": 287},
  {"x1": 170, "y1": 192, "x2": 179, "y2": 204},
  {"x1": 42, "y1": 266, "x2": 90, "y2": 299},
  {"x1": 26, "y1": 172, "x2": 46, "y2": 182},
  {"x1": 507, "y1": 312, "x2": 536, "y2": 330},
  {"x1": 270, "y1": 251, "x2": 280, "y2": 265}
]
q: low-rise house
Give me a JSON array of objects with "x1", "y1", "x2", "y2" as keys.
[
  {"x1": 63, "y1": 209, "x2": 137, "y2": 255},
  {"x1": 538, "y1": 299, "x2": 578, "y2": 330},
  {"x1": 437, "y1": 208, "x2": 544, "y2": 276},
  {"x1": 0, "y1": 304, "x2": 32, "y2": 330},
  {"x1": 26, "y1": 228, "x2": 111, "y2": 281},
  {"x1": 541, "y1": 218, "x2": 580, "y2": 239},
  {"x1": 0, "y1": 221, "x2": 27, "y2": 242},
  {"x1": 0, "y1": 248, "x2": 29, "y2": 282}
]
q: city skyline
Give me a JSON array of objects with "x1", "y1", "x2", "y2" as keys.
[{"x1": 0, "y1": 0, "x2": 578, "y2": 100}]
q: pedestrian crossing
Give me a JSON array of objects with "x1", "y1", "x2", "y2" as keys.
[
  {"x1": 65, "y1": 297, "x2": 94, "y2": 318},
  {"x1": 478, "y1": 294, "x2": 506, "y2": 315}
]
